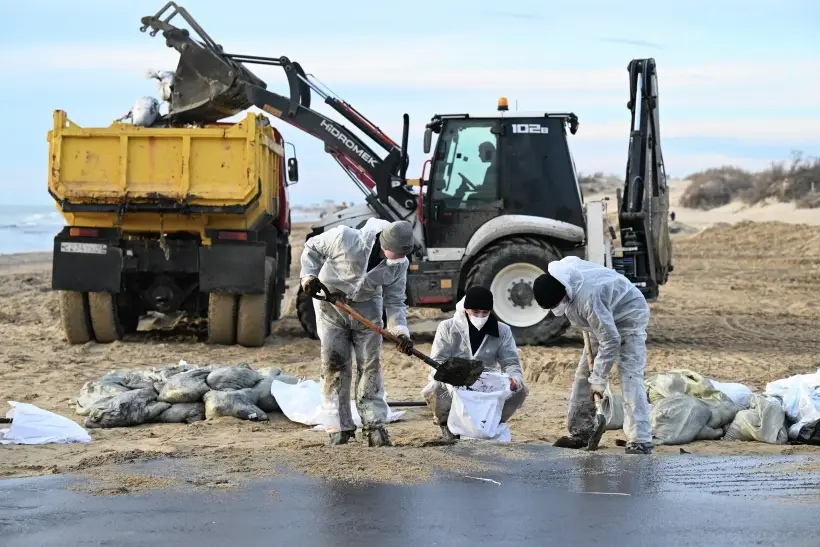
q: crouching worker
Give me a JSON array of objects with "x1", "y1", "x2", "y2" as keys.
[
  {"x1": 300, "y1": 218, "x2": 415, "y2": 447},
  {"x1": 532, "y1": 256, "x2": 653, "y2": 455},
  {"x1": 421, "y1": 286, "x2": 528, "y2": 441}
]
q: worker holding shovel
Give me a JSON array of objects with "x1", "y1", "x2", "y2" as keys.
[
  {"x1": 300, "y1": 218, "x2": 416, "y2": 447},
  {"x1": 533, "y1": 257, "x2": 653, "y2": 454}
]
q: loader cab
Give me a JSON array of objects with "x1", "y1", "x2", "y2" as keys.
[{"x1": 421, "y1": 108, "x2": 586, "y2": 250}]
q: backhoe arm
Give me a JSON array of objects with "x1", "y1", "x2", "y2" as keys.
[
  {"x1": 139, "y1": 2, "x2": 414, "y2": 219},
  {"x1": 616, "y1": 58, "x2": 673, "y2": 299}
]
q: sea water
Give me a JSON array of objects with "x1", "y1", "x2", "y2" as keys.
[
  {"x1": 0, "y1": 204, "x2": 320, "y2": 255},
  {"x1": 0, "y1": 204, "x2": 64, "y2": 255}
]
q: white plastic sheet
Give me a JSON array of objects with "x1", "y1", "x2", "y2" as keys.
[
  {"x1": 765, "y1": 368, "x2": 820, "y2": 440},
  {"x1": 270, "y1": 379, "x2": 405, "y2": 432},
  {"x1": 446, "y1": 372, "x2": 512, "y2": 442},
  {"x1": 1, "y1": 401, "x2": 92, "y2": 445}
]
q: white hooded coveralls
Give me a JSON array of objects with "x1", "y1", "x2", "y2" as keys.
[
  {"x1": 421, "y1": 297, "x2": 528, "y2": 426},
  {"x1": 300, "y1": 218, "x2": 410, "y2": 432},
  {"x1": 549, "y1": 256, "x2": 652, "y2": 444}
]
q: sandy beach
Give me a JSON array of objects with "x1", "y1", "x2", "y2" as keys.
[{"x1": 2, "y1": 185, "x2": 819, "y2": 490}]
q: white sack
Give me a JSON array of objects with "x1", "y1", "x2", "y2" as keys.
[
  {"x1": 270, "y1": 379, "x2": 405, "y2": 431},
  {"x1": 446, "y1": 371, "x2": 512, "y2": 442},
  {"x1": 1, "y1": 401, "x2": 91, "y2": 445},
  {"x1": 131, "y1": 97, "x2": 160, "y2": 127}
]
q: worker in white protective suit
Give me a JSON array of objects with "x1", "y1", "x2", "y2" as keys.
[
  {"x1": 300, "y1": 218, "x2": 415, "y2": 447},
  {"x1": 533, "y1": 256, "x2": 653, "y2": 454},
  {"x1": 422, "y1": 286, "x2": 528, "y2": 441}
]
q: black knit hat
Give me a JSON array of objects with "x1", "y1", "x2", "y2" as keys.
[
  {"x1": 533, "y1": 272, "x2": 567, "y2": 309},
  {"x1": 464, "y1": 286, "x2": 494, "y2": 311}
]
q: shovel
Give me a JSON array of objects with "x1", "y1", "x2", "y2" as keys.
[
  {"x1": 583, "y1": 330, "x2": 607, "y2": 451},
  {"x1": 310, "y1": 282, "x2": 484, "y2": 387}
]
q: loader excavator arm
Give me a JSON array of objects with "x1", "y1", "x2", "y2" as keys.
[
  {"x1": 615, "y1": 58, "x2": 673, "y2": 300},
  {"x1": 139, "y1": 2, "x2": 415, "y2": 222}
]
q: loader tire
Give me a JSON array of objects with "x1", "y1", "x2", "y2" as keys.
[
  {"x1": 59, "y1": 291, "x2": 93, "y2": 345},
  {"x1": 465, "y1": 236, "x2": 570, "y2": 346},
  {"x1": 296, "y1": 286, "x2": 318, "y2": 340},
  {"x1": 208, "y1": 293, "x2": 238, "y2": 345},
  {"x1": 88, "y1": 292, "x2": 124, "y2": 343},
  {"x1": 237, "y1": 259, "x2": 273, "y2": 348}
]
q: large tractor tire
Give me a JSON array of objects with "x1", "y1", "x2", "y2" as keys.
[
  {"x1": 208, "y1": 293, "x2": 238, "y2": 345},
  {"x1": 236, "y1": 259, "x2": 274, "y2": 348},
  {"x1": 59, "y1": 290, "x2": 93, "y2": 345},
  {"x1": 296, "y1": 286, "x2": 318, "y2": 339},
  {"x1": 88, "y1": 292, "x2": 125, "y2": 343},
  {"x1": 465, "y1": 236, "x2": 570, "y2": 346}
]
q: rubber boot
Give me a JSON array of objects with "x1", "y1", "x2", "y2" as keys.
[
  {"x1": 624, "y1": 442, "x2": 653, "y2": 454},
  {"x1": 440, "y1": 425, "x2": 459, "y2": 442},
  {"x1": 363, "y1": 427, "x2": 393, "y2": 447},
  {"x1": 328, "y1": 430, "x2": 356, "y2": 446}
]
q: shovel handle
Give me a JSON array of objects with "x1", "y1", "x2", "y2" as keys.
[
  {"x1": 311, "y1": 281, "x2": 442, "y2": 369},
  {"x1": 583, "y1": 331, "x2": 604, "y2": 403}
]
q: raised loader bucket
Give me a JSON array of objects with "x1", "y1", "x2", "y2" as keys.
[{"x1": 140, "y1": 2, "x2": 267, "y2": 123}]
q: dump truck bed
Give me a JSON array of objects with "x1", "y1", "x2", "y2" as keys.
[{"x1": 47, "y1": 110, "x2": 283, "y2": 214}]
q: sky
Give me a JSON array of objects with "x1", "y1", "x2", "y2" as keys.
[{"x1": 0, "y1": 0, "x2": 818, "y2": 206}]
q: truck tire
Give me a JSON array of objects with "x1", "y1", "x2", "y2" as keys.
[
  {"x1": 208, "y1": 293, "x2": 237, "y2": 345},
  {"x1": 465, "y1": 236, "x2": 570, "y2": 346},
  {"x1": 296, "y1": 286, "x2": 318, "y2": 339},
  {"x1": 88, "y1": 292, "x2": 124, "y2": 343},
  {"x1": 237, "y1": 259, "x2": 273, "y2": 347},
  {"x1": 59, "y1": 291, "x2": 93, "y2": 345}
]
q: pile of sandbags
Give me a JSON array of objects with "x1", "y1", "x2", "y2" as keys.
[
  {"x1": 72, "y1": 361, "x2": 300, "y2": 429},
  {"x1": 646, "y1": 369, "x2": 744, "y2": 445}
]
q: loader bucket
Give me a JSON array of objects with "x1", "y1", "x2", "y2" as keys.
[
  {"x1": 140, "y1": 3, "x2": 267, "y2": 124},
  {"x1": 167, "y1": 44, "x2": 254, "y2": 123}
]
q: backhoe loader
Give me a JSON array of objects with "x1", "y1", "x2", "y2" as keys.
[{"x1": 138, "y1": 2, "x2": 673, "y2": 345}]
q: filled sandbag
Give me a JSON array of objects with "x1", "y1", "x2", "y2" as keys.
[
  {"x1": 157, "y1": 402, "x2": 206, "y2": 424},
  {"x1": 84, "y1": 388, "x2": 170, "y2": 429},
  {"x1": 251, "y1": 376, "x2": 279, "y2": 412},
  {"x1": 646, "y1": 369, "x2": 724, "y2": 403},
  {"x1": 704, "y1": 398, "x2": 741, "y2": 429},
  {"x1": 203, "y1": 389, "x2": 267, "y2": 421},
  {"x1": 723, "y1": 394, "x2": 788, "y2": 444},
  {"x1": 602, "y1": 384, "x2": 625, "y2": 431},
  {"x1": 206, "y1": 365, "x2": 263, "y2": 391},
  {"x1": 158, "y1": 368, "x2": 211, "y2": 404},
  {"x1": 147, "y1": 361, "x2": 203, "y2": 383},
  {"x1": 710, "y1": 380, "x2": 753, "y2": 409},
  {"x1": 71, "y1": 381, "x2": 130, "y2": 416},
  {"x1": 98, "y1": 370, "x2": 156, "y2": 391},
  {"x1": 650, "y1": 393, "x2": 712, "y2": 445}
]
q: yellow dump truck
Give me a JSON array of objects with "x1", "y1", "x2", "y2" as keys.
[{"x1": 47, "y1": 110, "x2": 299, "y2": 347}]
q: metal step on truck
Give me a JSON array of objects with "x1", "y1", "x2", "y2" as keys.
[{"x1": 48, "y1": 109, "x2": 298, "y2": 347}]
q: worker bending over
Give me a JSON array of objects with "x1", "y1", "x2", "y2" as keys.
[
  {"x1": 300, "y1": 219, "x2": 415, "y2": 447},
  {"x1": 533, "y1": 256, "x2": 653, "y2": 454},
  {"x1": 422, "y1": 286, "x2": 528, "y2": 441}
]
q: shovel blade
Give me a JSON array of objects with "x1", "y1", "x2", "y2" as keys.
[
  {"x1": 433, "y1": 358, "x2": 484, "y2": 387},
  {"x1": 585, "y1": 414, "x2": 607, "y2": 451}
]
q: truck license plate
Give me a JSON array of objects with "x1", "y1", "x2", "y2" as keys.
[{"x1": 60, "y1": 242, "x2": 108, "y2": 255}]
